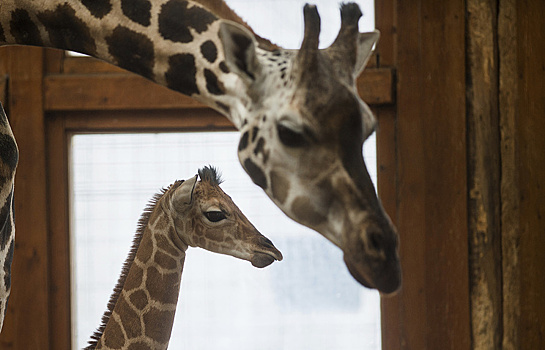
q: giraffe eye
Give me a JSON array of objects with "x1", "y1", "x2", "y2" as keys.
[
  {"x1": 205, "y1": 211, "x2": 226, "y2": 222},
  {"x1": 277, "y1": 124, "x2": 308, "y2": 148}
]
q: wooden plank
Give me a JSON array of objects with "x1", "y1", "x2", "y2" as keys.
[
  {"x1": 62, "y1": 56, "x2": 126, "y2": 74},
  {"x1": 498, "y1": 0, "x2": 520, "y2": 349},
  {"x1": 45, "y1": 115, "x2": 72, "y2": 350},
  {"x1": 57, "y1": 108, "x2": 234, "y2": 132},
  {"x1": 357, "y1": 68, "x2": 394, "y2": 105},
  {"x1": 466, "y1": 0, "x2": 502, "y2": 348},
  {"x1": 375, "y1": 107, "x2": 400, "y2": 350},
  {"x1": 43, "y1": 68, "x2": 394, "y2": 111},
  {"x1": 44, "y1": 73, "x2": 205, "y2": 111},
  {"x1": 0, "y1": 73, "x2": 7, "y2": 105},
  {"x1": 0, "y1": 47, "x2": 50, "y2": 349},
  {"x1": 516, "y1": 0, "x2": 545, "y2": 348},
  {"x1": 394, "y1": 0, "x2": 471, "y2": 349}
]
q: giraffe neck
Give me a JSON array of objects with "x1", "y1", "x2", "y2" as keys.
[
  {"x1": 0, "y1": 0, "x2": 276, "y2": 127},
  {"x1": 88, "y1": 191, "x2": 187, "y2": 350},
  {"x1": 0, "y1": 103, "x2": 18, "y2": 333}
]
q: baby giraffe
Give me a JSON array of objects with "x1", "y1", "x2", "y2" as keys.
[{"x1": 86, "y1": 166, "x2": 283, "y2": 350}]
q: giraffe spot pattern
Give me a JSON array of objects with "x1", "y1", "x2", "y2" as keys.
[
  {"x1": 251, "y1": 126, "x2": 259, "y2": 142},
  {"x1": 158, "y1": 0, "x2": 217, "y2": 44},
  {"x1": 116, "y1": 295, "x2": 142, "y2": 339},
  {"x1": 143, "y1": 307, "x2": 176, "y2": 344},
  {"x1": 204, "y1": 69, "x2": 224, "y2": 95},
  {"x1": 238, "y1": 131, "x2": 249, "y2": 151},
  {"x1": 165, "y1": 53, "x2": 199, "y2": 96},
  {"x1": 36, "y1": 4, "x2": 97, "y2": 56},
  {"x1": 154, "y1": 250, "x2": 178, "y2": 270},
  {"x1": 253, "y1": 137, "x2": 268, "y2": 163},
  {"x1": 9, "y1": 9, "x2": 43, "y2": 46},
  {"x1": 204, "y1": 228, "x2": 227, "y2": 243},
  {"x1": 123, "y1": 265, "x2": 144, "y2": 290},
  {"x1": 200, "y1": 40, "x2": 218, "y2": 63},
  {"x1": 244, "y1": 158, "x2": 268, "y2": 190},
  {"x1": 121, "y1": 0, "x2": 152, "y2": 27},
  {"x1": 129, "y1": 289, "x2": 149, "y2": 311},
  {"x1": 219, "y1": 61, "x2": 230, "y2": 74},
  {"x1": 145, "y1": 266, "x2": 179, "y2": 304},
  {"x1": 0, "y1": 133, "x2": 19, "y2": 176},
  {"x1": 103, "y1": 317, "x2": 125, "y2": 349},
  {"x1": 270, "y1": 170, "x2": 290, "y2": 205},
  {"x1": 291, "y1": 196, "x2": 326, "y2": 226},
  {"x1": 0, "y1": 191, "x2": 14, "y2": 250},
  {"x1": 128, "y1": 341, "x2": 152, "y2": 350},
  {"x1": 80, "y1": 0, "x2": 112, "y2": 19},
  {"x1": 106, "y1": 26, "x2": 155, "y2": 80}
]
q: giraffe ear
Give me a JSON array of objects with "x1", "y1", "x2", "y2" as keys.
[
  {"x1": 219, "y1": 20, "x2": 261, "y2": 84},
  {"x1": 172, "y1": 175, "x2": 198, "y2": 206},
  {"x1": 354, "y1": 30, "x2": 380, "y2": 77}
]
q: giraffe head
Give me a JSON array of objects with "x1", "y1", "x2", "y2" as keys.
[
  {"x1": 167, "y1": 166, "x2": 283, "y2": 268},
  {"x1": 219, "y1": 3, "x2": 401, "y2": 293}
]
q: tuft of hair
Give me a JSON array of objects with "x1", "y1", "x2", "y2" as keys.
[
  {"x1": 340, "y1": 3, "x2": 363, "y2": 24},
  {"x1": 198, "y1": 165, "x2": 224, "y2": 186},
  {"x1": 85, "y1": 180, "x2": 185, "y2": 349}
]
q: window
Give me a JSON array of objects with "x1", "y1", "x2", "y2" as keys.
[{"x1": 71, "y1": 131, "x2": 380, "y2": 349}]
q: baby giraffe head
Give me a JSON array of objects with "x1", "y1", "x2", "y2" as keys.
[
  {"x1": 219, "y1": 3, "x2": 401, "y2": 293},
  {"x1": 167, "y1": 166, "x2": 282, "y2": 268}
]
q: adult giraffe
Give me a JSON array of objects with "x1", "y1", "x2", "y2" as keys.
[{"x1": 0, "y1": 1, "x2": 400, "y2": 326}]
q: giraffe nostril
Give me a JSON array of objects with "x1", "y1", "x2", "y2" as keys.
[
  {"x1": 368, "y1": 232, "x2": 382, "y2": 251},
  {"x1": 259, "y1": 235, "x2": 274, "y2": 248}
]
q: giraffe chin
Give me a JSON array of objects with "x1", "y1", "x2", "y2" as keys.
[
  {"x1": 344, "y1": 255, "x2": 401, "y2": 295},
  {"x1": 251, "y1": 252, "x2": 281, "y2": 268}
]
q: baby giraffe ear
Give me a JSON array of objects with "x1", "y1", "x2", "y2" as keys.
[
  {"x1": 354, "y1": 30, "x2": 380, "y2": 77},
  {"x1": 219, "y1": 20, "x2": 261, "y2": 84},
  {"x1": 172, "y1": 175, "x2": 198, "y2": 207}
]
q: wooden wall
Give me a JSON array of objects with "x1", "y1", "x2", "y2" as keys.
[
  {"x1": 379, "y1": 0, "x2": 545, "y2": 349},
  {"x1": 0, "y1": 0, "x2": 543, "y2": 348}
]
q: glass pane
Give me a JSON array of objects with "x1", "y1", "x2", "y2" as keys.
[
  {"x1": 70, "y1": 131, "x2": 380, "y2": 349},
  {"x1": 225, "y1": 0, "x2": 375, "y2": 49}
]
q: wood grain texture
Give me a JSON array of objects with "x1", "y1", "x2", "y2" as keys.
[
  {"x1": 466, "y1": 0, "x2": 502, "y2": 348},
  {"x1": 392, "y1": 0, "x2": 471, "y2": 348},
  {"x1": 43, "y1": 68, "x2": 394, "y2": 111},
  {"x1": 0, "y1": 47, "x2": 50, "y2": 350},
  {"x1": 517, "y1": 0, "x2": 545, "y2": 348}
]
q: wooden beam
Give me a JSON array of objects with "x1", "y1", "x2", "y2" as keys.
[
  {"x1": 516, "y1": 1, "x2": 545, "y2": 348},
  {"x1": 0, "y1": 47, "x2": 50, "y2": 349},
  {"x1": 392, "y1": 0, "x2": 471, "y2": 348},
  {"x1": 466, "y1": 0, "x2": 502, "y2": 348},
  {"x1": 43, "y1": 68, "x2": 394, "y2": 111}
]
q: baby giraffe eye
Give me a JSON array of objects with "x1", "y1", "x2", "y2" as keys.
[{"x1": 204, "y1": 211, "x2": 227, "y2": 222}]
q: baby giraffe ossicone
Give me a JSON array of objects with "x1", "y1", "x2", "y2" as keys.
[{"x1": 86, "y1": 166, "x2": 283, "y2": 350}]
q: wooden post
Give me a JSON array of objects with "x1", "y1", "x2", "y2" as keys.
[{"x1": 0, "y1": 46, "x2": 50, "y2": 349}]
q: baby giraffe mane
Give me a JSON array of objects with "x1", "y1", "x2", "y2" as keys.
[
  {"x1": 198, "y1": 165, "x2": 223, "y2": 186},
  {"x1": 85, "y1": 180, "x2": 185, "y2": 349}
]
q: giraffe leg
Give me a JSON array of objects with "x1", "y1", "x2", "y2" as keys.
[{"x1": 0, "y1": 102, "x2": 18, "y2": 332}]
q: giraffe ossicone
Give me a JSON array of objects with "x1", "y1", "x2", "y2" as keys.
[
  {"x1": 0, "y1": 0, "x2": 400, "y2": 297},
  {"x1": 87, "y1": 166, "x2": 282, "y2": 350}
]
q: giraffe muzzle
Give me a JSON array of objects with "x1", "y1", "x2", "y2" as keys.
[{"x1": 250, "y1": 236, "x2": 283, "y2": 268}]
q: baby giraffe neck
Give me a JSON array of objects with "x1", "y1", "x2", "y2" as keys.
[{"x1": 87, "y1": 195, "x2": 187, "y2": 350}]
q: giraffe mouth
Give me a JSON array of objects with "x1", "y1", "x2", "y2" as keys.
[
  {"x1": 251, "y1": 237, "x2": 284, "y2": 268},
  {"x1": 344, "y1": 255, "x2": 401, "y2": 295},
  {"x1": 251, "y1": 252, "x2": 281, "y2": 268}
]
